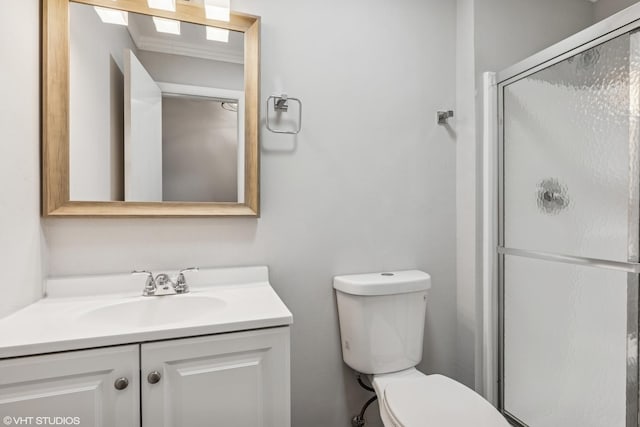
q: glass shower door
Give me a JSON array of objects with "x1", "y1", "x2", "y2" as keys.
[
  {"x1": 500, "y1": 30, "x2": 640, "y2": 427},
  {"x1": 503, "y1": 256, "x2": 628, "y2": 426}
]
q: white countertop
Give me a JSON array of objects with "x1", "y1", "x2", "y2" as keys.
[{"x1": 0, "y1": 266, "x2": 292, "y2": 358}]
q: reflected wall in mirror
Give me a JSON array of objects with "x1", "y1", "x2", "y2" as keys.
[{"x1": 42, "y1": 0, "x2": 260, "y2": 216}]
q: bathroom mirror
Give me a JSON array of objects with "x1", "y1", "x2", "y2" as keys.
[{"x1": 42, "y1": 0, "x2": 260, "y2": 216}]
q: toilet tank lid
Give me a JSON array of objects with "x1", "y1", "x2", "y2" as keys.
[{"x1": 333, "y1": 270, "x2": 431, "y2": 296}]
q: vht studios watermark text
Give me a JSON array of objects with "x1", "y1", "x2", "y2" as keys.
[{"x1": 3, "y1": 416, "x2": 81, "y2": 426}]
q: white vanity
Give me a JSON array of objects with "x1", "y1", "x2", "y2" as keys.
[{"x1": 0, "y1": 266, "x2": 292, "y2": 427}]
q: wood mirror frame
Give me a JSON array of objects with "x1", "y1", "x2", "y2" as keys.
[{"x1": 42, "y1": 0, "x2": 260, "y2": 217}]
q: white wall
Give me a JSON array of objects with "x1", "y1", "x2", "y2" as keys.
[
  {"x1": 41, "y1": 0, "x2": 458, "y2": 426},
  {"x1": 475, "y1": 0, "x2": 595, "y2": 76},
  {"x1": 455, "y1": 0, "x2": 477, "y2": 389},
  {"x1": 0, "y1": 1, "x2": 44, "y2": 317},
  {"x1": 595, "y1": 0, "x2": 639, "y2": 22}
]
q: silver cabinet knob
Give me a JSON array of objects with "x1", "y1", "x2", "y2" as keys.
[
  {"x1": 147, "y1": 371, "x2": 162, "y2": 384},
  {"x1": 114, "y1": 377, "x2": 129, "y2": 390}
]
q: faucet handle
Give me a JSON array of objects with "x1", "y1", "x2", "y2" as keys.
[
  {"x1": 175, "y1": 267, "x2": 199, "y2": 293},
  {"x1": 132, "y1": 270, "x2": 156, "y2": 296},
  {"x1": 178, "y1": 267, "x2": 199, "y2": 276},
  {"x1": 132, "y1": 270, "x2": 153, "y2": 277}
]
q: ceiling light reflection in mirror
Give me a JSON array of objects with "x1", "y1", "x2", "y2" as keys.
[
  {"x1": 206, "y1": 26, "x2": 229, "y2": 42},
  {"x1": 93, "y1": 3, "x2": 231, "y2": 42},
  {"x1": 93, "y1": 6, "x2": 128, "y2": 25},
  {"x1": 147, "y1": 0, "x2": 176, "y2": 12},
  {"x1": 152, "y1": 16, "x2": 181, "y2": 35},
  {"x1": 204, "y1": 0, "x2": 230, "y2": 21}
]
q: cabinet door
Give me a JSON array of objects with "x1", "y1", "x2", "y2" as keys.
[
  {"x1": 141, "y1": 327, "x2": 290, "y2": 427},
  {"x1": 0, "y1": 345, "x2": 140, "y2": 427}
]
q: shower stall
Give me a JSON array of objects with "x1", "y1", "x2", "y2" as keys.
[{"x1": 487, "y1": 5, "x2": 640, "y2": 427}]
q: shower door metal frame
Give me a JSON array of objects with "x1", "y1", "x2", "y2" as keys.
[{"x1": 494, "y1": 5, "x2": 640, "y2": 426}]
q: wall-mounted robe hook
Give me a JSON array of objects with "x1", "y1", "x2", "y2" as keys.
[{"x1": 437, "y1": 110, "x2": 454, "y2": 125}]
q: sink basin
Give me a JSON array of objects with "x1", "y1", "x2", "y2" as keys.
[{"x1": 81, "y1": 296, "x2": 226, "y2": 327}]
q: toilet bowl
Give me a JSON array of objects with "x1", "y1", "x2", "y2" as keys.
[
  {"x1": 333, "y1": 270, "x2": 509, "y2": 427},
  {"x1": 371, "y1": 368, "x2": 510, "y2": 427}
]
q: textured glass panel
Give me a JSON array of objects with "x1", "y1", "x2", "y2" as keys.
[
  {"x1": 504, "y1": 255, "x2": 627, "y2": 427},
  {"x1": 504, "y1": 34, "x2": 631, "y2": 261}
]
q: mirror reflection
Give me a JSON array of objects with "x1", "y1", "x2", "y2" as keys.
[{"x1": 69, "y1": 1, "x2": 245, "y2": 203}]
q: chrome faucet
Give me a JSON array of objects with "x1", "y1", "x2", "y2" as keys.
[
  {"x1": 132, "y1": 267, "x2": 199, "y2": 296},
  {"x1": 132, "y1": 270, "x2": 157, "y2": 296},
  {"x1": 175, "y1": 267, "x2": 198, "y2": 293}
]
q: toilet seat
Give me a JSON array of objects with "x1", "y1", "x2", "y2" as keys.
[{"x1": 372, "y1": 369, "x2": 510, "y2": 427}]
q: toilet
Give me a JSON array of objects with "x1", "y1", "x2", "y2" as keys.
[{"x1": 334, "y1": 270, "x2": 510, "y2": 427}]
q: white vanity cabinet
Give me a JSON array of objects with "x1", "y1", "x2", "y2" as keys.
[
  {"x1": 0, "y1": 268, "x2": 293, "y2": 427},
  {"x1": 142, "y1": 327, "x2": 290, "y2": 427},
  {"x1": 0, "y1": 345, "x2": 140, "y2": 426},
  {"x1": 0, "y1": 328, "x2": 290, "y2": 427}
]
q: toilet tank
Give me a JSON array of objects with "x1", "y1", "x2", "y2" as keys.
[{"x1": 333, "y1": 270, "x2": 431, "y2": 375}]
